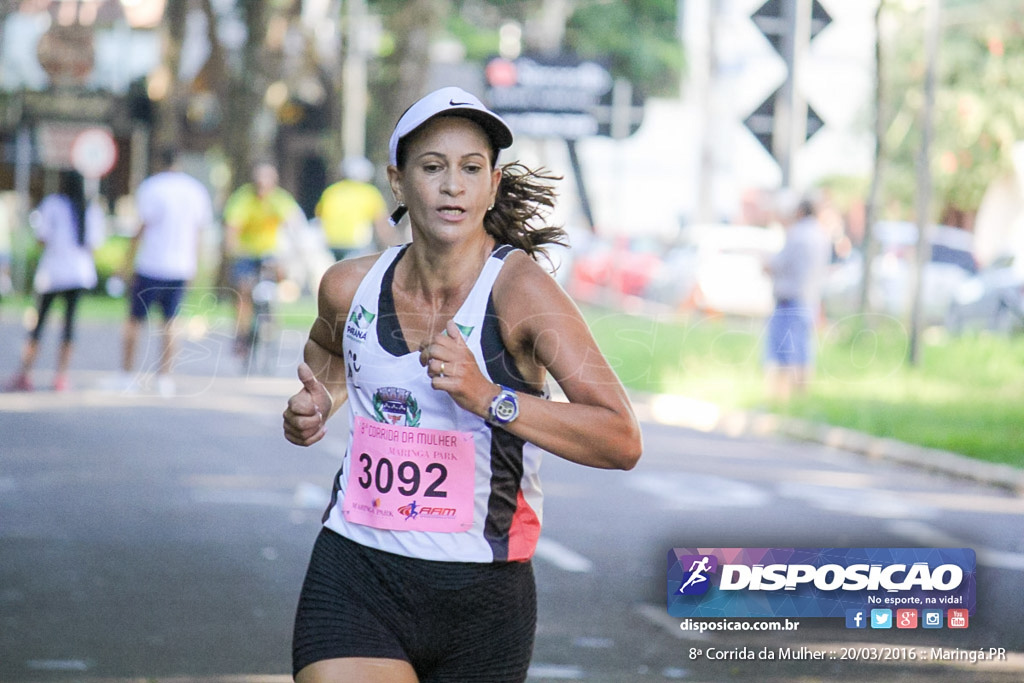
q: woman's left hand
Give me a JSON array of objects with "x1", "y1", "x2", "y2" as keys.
[{"x1": 419, "y1": 319, "x2": 495, "y2": 418}]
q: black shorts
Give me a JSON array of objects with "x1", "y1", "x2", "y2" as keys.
[{"x1": 293, "y1": 528, "x2": 536, "y2": 682}]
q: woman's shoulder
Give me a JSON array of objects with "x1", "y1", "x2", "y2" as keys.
[
  {"x1": 496, "y1": 247, "x2": 561, "y2": 288},
  {"x1": 493, "y1": 248, "x2": 576, "y2": 320},
  {"x1": 317, "y1": 251, "x2": 388, "y2": 311}
]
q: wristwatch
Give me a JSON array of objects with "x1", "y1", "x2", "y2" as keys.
[{"x1": 487, "y1": 385, "x2": 520, "y2": 425}]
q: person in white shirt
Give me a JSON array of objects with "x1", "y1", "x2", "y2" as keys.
[
  {"x1": 118, "y1": 149, "x2": 213, "y2": 396},
  {"x1": 4, "y1": 170, "x2": 105, "y2": 392}
]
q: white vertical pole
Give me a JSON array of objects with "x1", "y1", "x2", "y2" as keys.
[{"x1": 908, "y1": 0, "x2": 940, "y2": 365}]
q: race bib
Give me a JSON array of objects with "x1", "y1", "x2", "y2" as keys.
[{"x1": 343, "y1": 416, "x2": 476, "y2": 532}]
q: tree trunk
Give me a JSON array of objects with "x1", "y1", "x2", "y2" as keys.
[
  {"x1": 372, "y1": 0, "x2": 447, "y2": 168},
  {"x1": 152, "y1": 0, "x2": 188, "y2": 160},
  {"x1": 859, "y1": 0, "x2": 886, "y2": 317}
]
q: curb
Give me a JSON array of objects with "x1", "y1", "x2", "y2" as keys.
[{"x1": 630, "y1": 392, "x2": 1024, "y2": 494}]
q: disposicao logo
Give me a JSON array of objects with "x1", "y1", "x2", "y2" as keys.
[
  {"x1": 667, "y1": 548, "x2": 976, "y2": 619},
  {"x1": 675, "y1": 555, "x2": 718, "y2": 595}
]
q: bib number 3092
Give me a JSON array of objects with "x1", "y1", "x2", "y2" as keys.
[
  {"x1": 355, "y1": 453, "x2": 448, "y2": 498},
  {"x1": 343, "y1": 416, "x2": 475, "y2": 532}
]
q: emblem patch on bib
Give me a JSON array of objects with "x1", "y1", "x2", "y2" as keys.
[{"x1": 372, "y1": 386, "x2": 422, "y2": 427}]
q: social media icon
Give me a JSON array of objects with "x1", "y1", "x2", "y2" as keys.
[
  {"x1": 922, "y1": 609, "x2": 943, "y2": 629},
  {"x1": 896, "y1": 609, "x2": 918, "y2": 629},
  {"x1": 871, "y1": 609, "x2": 892, "y2": 629},
  {"x1": 948, "y1": 609, "x2": 969, "y2": 629},
  {"x1": 845, "y1": 609, "x2": 867, "y2": 629}
]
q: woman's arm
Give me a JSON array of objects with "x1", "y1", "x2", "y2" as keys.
[
  {"x1": 282, "y1": 255, "x2": 375, "y2": 446},
  {"x1": 420, "y1": 252, "x2": 642, "y2": 470}
]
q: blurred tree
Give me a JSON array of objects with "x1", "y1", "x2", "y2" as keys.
[
  {"x1": 152, "y1": 0, "x2": 188, "y2": 156},
  {"x1": 564, "y1": 0, "x2": 682, "y2": 97},
  {"x1": 168, "y1": 0, "x2": 685, "y2": 187},
  {"x1": 879, "y1": 0, "x2": 1024, "y2": 225}
]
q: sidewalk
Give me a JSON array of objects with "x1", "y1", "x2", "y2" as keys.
[{"x1": 630, "y1": 391, "x2": 1024, "y2": 494}]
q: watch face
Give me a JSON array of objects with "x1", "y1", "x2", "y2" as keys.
[{"x1": 494, "y1": 396, "x2": 518, "y2": 423}]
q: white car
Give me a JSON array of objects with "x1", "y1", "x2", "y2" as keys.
[
  {"x1": 822, "y1": 222, "x2": 976, "y2": 326},
  {"x1": 946, "y1": 252, "x2": 1024, "y2": 334},
  {"x1": 646, "y1": 224, "x2": 784, "y2": 317}
]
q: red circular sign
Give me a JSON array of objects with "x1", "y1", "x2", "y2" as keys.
[{"x1": 71, "y1": 128, "x2": 118, "y2": 178}]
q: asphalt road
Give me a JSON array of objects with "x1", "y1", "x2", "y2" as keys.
[{"x1": 2, "y1": 316, "x2": 1023, "y2": 682}]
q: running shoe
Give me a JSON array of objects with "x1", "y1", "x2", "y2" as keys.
[{"x1": 3, "y1": 374, "x2": 32, "y2": 392}]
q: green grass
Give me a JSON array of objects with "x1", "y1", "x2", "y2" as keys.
[
  {"x1": 5, "y1": 291, "x2": 1020, "y2": 466},
  {"x1": 582, "y1": 305, "x2": 1024, "y2": 467}
]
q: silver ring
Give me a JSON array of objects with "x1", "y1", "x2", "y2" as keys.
[{"x1": 439, "y1": 361, "x2": 445, "y2": 377}]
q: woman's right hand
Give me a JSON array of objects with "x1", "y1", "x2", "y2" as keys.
[{"x1": 283, "y1": 362, "x2": 332, "y2": 446}]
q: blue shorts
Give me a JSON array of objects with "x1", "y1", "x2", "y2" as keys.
[
  {"x1": 292, "y1": 528, "x2": 536, "y2": 682},
  {"x1": 129, "y1": 274, "x2": 187, "y2": 320},
  {"x1": 230, "y1": 256, "x2": 273, "y2": 287},
  {"x1": 765, "y1": 300, "x2": 815, "y2": 367}
]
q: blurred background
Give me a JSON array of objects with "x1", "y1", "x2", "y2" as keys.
[
  {"x1": 3, "y1": 4, "x2": 1024, "y2": 681},
  {"x1": 1, "y1": 0, "x2": 1022, "y2": 333},
  {"x1": 0, "y1": 0, "x2": 1022, "y2": 456}
]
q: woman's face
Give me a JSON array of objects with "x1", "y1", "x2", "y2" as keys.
[{"x1": 389, "y1": 116, "x2": 501, "y2": 244}]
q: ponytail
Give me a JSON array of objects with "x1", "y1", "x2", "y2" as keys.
[
  {"x1": 59, "y1": 170, "x2": 88, "y2": 246},
  {"x1": 483, "y1": 162, "x2": 568, "y2": 265}
]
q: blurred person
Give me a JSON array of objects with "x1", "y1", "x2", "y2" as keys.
[
  {"x1": 315, "y1": 156, "x2": 398, "y2": 261},
  {"x1": 222, "y1": 162, "x2": 304, "y2": 356},
  {"x1": 282, "y1": 86, "x2": 642, "y2": 683},
  {"x1": 4, "y1": 170, "x2": 105, "y2": 392},
  {"x1": 115, "y1": 149, "x2": 213, "y2": 396},
  {"x1": 0, "y1": 194, "x2": 12, "y2": 309},
  {"x1": 763, "y1": 190, "x2": 832, "y2": 401}
]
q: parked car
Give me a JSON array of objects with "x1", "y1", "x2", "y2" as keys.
[
  {"x1": 567, "y1": 235, "x2": 664, "y2": 302},
  {"x1": 645, "y1": 224, "x2": 784, "y2": 317},
  {"x1": 822, "y1": 221, "x2": 977, "y2": 326},
  {"x1": 946, "y1": 252, "x2": 1024, "y2": 334}
]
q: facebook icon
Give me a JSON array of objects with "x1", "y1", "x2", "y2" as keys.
[{"x1": 845, "y1": 609, "x2": 867, "y2": 629}]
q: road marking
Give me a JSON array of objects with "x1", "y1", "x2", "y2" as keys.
[
  {"x1": 534, "y1": 538, "x2": 594, "y2": 573},
  {"x1": 629, "y1": 472, "x2": 770, "y2": 509},
  {"x1": 26, "y1": 660, "x2": 89, "y2": 671},
  {"x1": 778, "y1": 482, "x2": 938, "y2": 519},
  {"x1": 526, "y1": 663, "x2": 585, "y2": 679},
  {"x1": 887, "y1": 520, "x2": 1024, "y2": 571},
  {"x1": 189, "y1": 489, "x2": 294, "y2": 506}
]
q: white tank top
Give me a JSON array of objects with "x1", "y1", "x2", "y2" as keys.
[{"x1": 322, "y1": 244, "x2": 546, "y2": 563}]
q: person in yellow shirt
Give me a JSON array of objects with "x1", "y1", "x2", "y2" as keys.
[
  {"x1": 223, "y1": 162, "x2": 304, "y2": 355},
  {"x1": 315, "y1": 156, "x2": 397, "y2": 261}
]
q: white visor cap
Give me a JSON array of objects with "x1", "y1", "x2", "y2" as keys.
[{"x1": 388, "y1": 86, "x2": 513, "y2": 167}]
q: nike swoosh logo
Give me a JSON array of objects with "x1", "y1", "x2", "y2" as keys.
[{"x1": 449, "y1": 99, "x2": 472, "y2": 106}]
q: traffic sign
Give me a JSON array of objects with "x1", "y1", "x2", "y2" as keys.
[
  {"x1": 743, "y1": 87, "x2": 824, "y2": 157},
  {"x1": 484, "y1": 55, "x2": 643, "y2": 140},
  {"x1": 751, "y1": 0, "x2": 832, "y2": 57},
  {"x1": 70, "y1": 127, "x2": 117, "y2": 178}
]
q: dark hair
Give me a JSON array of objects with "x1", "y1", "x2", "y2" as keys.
[
  {"x1": 157, "y1": 148, "x2": 178, "y2": 170},
  {"x1": 485, "y1": 162, "x2": 567, "y2": 261},
  {"x1": 58, "y1": 170, "x2": 87, "y2": 246}
]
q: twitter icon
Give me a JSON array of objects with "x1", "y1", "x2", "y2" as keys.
[{"x1": 871, "y1": 609, "x2": 893, "y2": 629}]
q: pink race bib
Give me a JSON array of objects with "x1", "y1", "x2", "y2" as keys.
[{"x1": 343, "y1": 416, "x2": 476, "y2": 532}]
